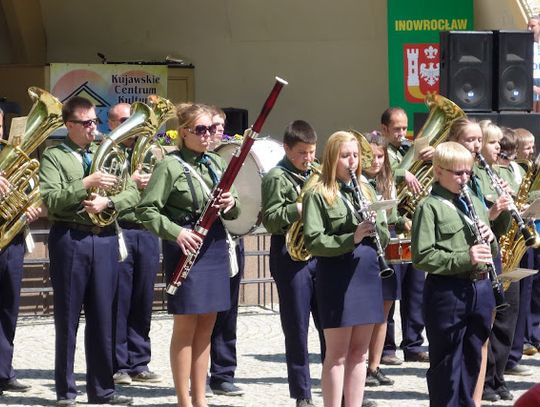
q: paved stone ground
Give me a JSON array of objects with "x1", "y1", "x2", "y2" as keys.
[{"x1": 2, "y1": 305, "x2": 540, "y2": 406}]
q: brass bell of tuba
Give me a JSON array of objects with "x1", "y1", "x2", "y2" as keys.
[
  {"x1": 395, "y1": 93, "x2": 465, "y2": 219},
  {"x1": 88, "y1": 102, "x2": 158, "y2": 227},
  {"x1": 0, "y1": 87, "x2": 63, "y2": 249},
  {"x1": 130, "y1": 95, "x2": 176, "y2": 175}
]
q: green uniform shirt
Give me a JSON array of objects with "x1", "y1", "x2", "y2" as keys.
[
  {"x1": 363, "y1": 174, "x2": 407, "y2": 234},
  {"x1": 39, "y1": 137, "x2": 140, "y2": 225},
  {"x1": 387, "y1": 143, "x2": 407, "y2": 182},
  {"x1": 135, "y1": 148, "x2": 240, "y2": 242},
  {"x1": 412, "y1": 182, "x2": 498, "y2": 276},
  {"x1": 261, "y1": 156, "x2": 313, "y2": 235},
  {"x1": 473, "y1": 165, "x2": 513, "y2": 237},
  {"x1": 303, "y1": 181, "x2": 390, "y2": 257}
]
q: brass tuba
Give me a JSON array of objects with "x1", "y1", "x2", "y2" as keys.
[
  {"x1": 130, "y1": 95, "x2": 176, "y2": 175},
  {"x1": 285, "y1": 164, "x2": 321, "y2": 261},
  {"x1": 0, "y1": 87, "x2": 63, "y2": 249},
  {"x1": 396, "y1": 94, "x2": 465, "y2": 218},
  {"x1": 285, "y1": 130, "x2": 373, "y2": 261},
  {"x1": 500, "y1": 157, "x2": 540, "y2": 289},
  {"x1": 87, "y1": 102, "x2": 158, "y2": 226}
]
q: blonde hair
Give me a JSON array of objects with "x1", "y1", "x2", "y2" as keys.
[
  {"x1": 447, "y1": 117, "x2": 480, "y2": 143},
  {"x1": 175, "y1": 102, "x2": 214, "y2": 148},
  {"x1": 433, "y1": 141, "x2": 473, "y2": 180},
  {"x1": 514, "y1": 128, "x2": 535, "y2": 147},
  {"x1": 479, "y1": 120, "x2": 502, "y2": 149},
  {"x1": 314, "y1": 131, "x2": 361, "y2": 205}
]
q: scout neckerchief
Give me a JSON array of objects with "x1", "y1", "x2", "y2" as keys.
[{"x1": 171, "y1": 152, "x2": 238, "y2": 277}]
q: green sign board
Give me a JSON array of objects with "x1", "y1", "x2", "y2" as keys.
[{"x1": 387, "y1": 0, "x2": 473, "y2": 132}]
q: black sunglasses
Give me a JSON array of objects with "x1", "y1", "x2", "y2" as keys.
[
  {"x1": 189, "y1": 124, "x2": 218, "y2": 137},
  {"x1": 69, "y1": 118, "x2": 100, "y2": 127},
  {"x1": 116, "y1": 117, "x2": 129, "y2": 124}
]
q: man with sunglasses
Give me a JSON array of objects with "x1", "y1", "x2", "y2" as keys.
[
  {"x1": 40, "y1": 96, "x2": 138, "y2": 406},
  {"x1": 107, "y1": 103, "x2": 162, "y2": 386}
]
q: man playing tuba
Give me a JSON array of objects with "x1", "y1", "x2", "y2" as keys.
[
  {"x1": 0, "y1": 106, "x2": 41, "y2": 395},
  {"x1": 39, "y1": 96, "x2": 138, "y2": 406}
]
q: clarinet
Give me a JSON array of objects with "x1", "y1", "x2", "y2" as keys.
[
  {"x1": 460, "y1": 184, "x2": 509, "y2": 310},
  {"x1": 166, "y1": 77, "x2": 288, "y2": 295},
  {"x1": 476, "y1": 153, "x2": 536, "y2": 247},
  {"x1": 348, "y1": 167, "x2": 394, "y2": 278}
]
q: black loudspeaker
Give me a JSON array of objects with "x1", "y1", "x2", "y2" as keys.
[
  {"x1": 222, "y1": 108, "x2": 248, "y2": 136},
  {"x1": 440, "y1": 31, "x2": 493, "y2": 112},
  {"x1": 494, "y1": 30, "x2": 534, "y2": 111}
]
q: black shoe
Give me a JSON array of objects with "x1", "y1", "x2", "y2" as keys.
[
  {"x1": 380, "y1": 354, "x2": 403, "y2": 365},
  {"x1": 0, "y1": 379, "x2": 31, "y2": 392},
  {"x1": 368, "y1": 367, "x2": 394, "y2": 385},
  {"x1": 210, "y1": 381, "x2": 244, "y2": 396},
  {"x1": 296, "y1": 399, "x2": 315, "y2": 407},
  {"x1": 98, "y1": 395, "x2": 133, "y2": 405},
  {"x1": 365, "y1": 368, "x2": 380, "y2": 386},
  {"x1": 362, "y1": 399, "x2": 377, "y2": 407},
  {"x1": 404, "y1": 352, "x2": 429, "y2": 363},
  {"x1": 497, "y1": 385, "x2": 513, "y2": 401},
  {"x1": 482, "y1": 388, "x2": 501, "y2": 402}
]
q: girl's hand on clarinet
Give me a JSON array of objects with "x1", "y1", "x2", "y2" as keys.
[
  {"x1": 218, "y1": 192, "x2": 235, "y2": 213},
  {"x1": 354, "y1": 220, "x2": 375, "y2": 244},
  {"x1": 176, "y1": 228, "x2": 203, "y2": 255},
  {"x1": 470, "y1": 243, "x2": 493, "y2": 265},
  {"x1": 488, "y1": 194, "x2": 512, "y2": 220},
  {"x1": 477, "y1": 220, "x2": 495, "y2": 243}
]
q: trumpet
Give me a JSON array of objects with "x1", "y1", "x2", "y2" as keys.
[
  {"x1": 348, "y1": 167, "x2": 394, "y2": 278},
  {"x1": 476, "y1": 153, "x2": 537, "y2": 247},
  {"x1": 459, "y1": 184, "x2": 509, "y2": 310}
]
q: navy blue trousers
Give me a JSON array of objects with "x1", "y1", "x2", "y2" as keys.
[
  {"x1": 383, "y1": 262, "x2": 426, "y2": 357},
  {"x1": 0, "y1": 234, "x2": 25, "y2": 385},
  {"x1": 49, "y1": 225, "x2": 119, "y2": 402},
  {"x1": 424, "y1": 275, "x2": 494, "y2": 407},
  {"x1": 210, "y1": 239, "x2": 244, "y2": 385},
  {"x1": 527, "y1": 247, "x2": 540, "y2": 345},
  {"x1": 270, "y1": 235, "x2": 325, "y2": 400},
  {"x1": 114, "y1": 227, "x2": 159, "y2": 376},
  {"x1": 506, "y1": 248, "x2": 535, "y2": 369}
]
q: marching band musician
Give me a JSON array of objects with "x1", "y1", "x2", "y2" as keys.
[
  {"x1": 380, "y1": 107, "x2": 429, "y2": 366},
  {"x1": 261, "y1": 119, "x2": 324, "y2": 407},
  {"x1": 412, "y1": 141, "x2": 497, "y2": 407},
  {"x1": 207, "y1": 106, "x2": 245, "y2": 397},
  {"x1": 475, "y1": 121, "x2": 521, "y2": 402},
  {"x1": 136, "y1": 102, "x2": 240, "y2": 407},
  {"x1": 303, "y1": 130, "x2": 389, "y2": 407},
  {"x1": 0, "y1": 107, "x2": 39, "y2": 395},
  {"x1": 108, "y1": 103, "x2": 162, "y2": 386},
  {"x1": 39, "y1": 96, "x2": 137, "y2": 405},
  {"x1": 362, "y1": 131, "x2": 408, "y2": 387}
]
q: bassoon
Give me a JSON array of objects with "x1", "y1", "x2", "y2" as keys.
[{"x1": 166, "y1": 77, "x2": 288, "y2": 295}]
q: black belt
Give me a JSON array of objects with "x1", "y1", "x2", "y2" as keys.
[
  {"x1": 54, "y1": 221, "x2": 116, "y2": 235},
  {"x1": 118, "y1": 221, "x2": 145, "y2": 230},
  {"x1": 468, "y1": 270, "x2": 488, "y2": 282}
]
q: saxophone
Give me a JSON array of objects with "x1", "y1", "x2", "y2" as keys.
[
  {"x1": 396, "y1": 94, "x2": 465, "y2": 219},
  {"x1": 87, "y1": 102, "x2": 158, "y2": 226},
  {"x1": 0, "y1": 87, "x2": 63, "y2": 249},
  {"x1": 130, "y1": 95, "x2": 176, "y2": 175},
  {"x1": 499, "y1": 156, "x2": 540, "y2": 289}
]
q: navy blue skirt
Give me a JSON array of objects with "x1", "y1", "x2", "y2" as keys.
[
  {"x1": 315, "y1": 241, "x2": 384, "y2": 329},
  {"x1": 162, "y1": 221, "x2": 231, "y2": 314}
]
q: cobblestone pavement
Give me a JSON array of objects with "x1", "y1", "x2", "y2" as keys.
[{"x1": 3, "y1": 306, "x2": 540, "y2": 406}]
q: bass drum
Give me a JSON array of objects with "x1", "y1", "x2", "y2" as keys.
[{"x1": 216, "y1": 138, "x2": 284, "y2": 237}]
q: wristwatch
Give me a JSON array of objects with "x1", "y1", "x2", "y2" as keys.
[{"x1": 106, "y1": 198, "x2": 115, "y2": 210}]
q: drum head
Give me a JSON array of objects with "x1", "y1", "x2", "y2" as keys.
[{"x1": 216, "y1": 138, "x2": 284, "y2": 236}]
